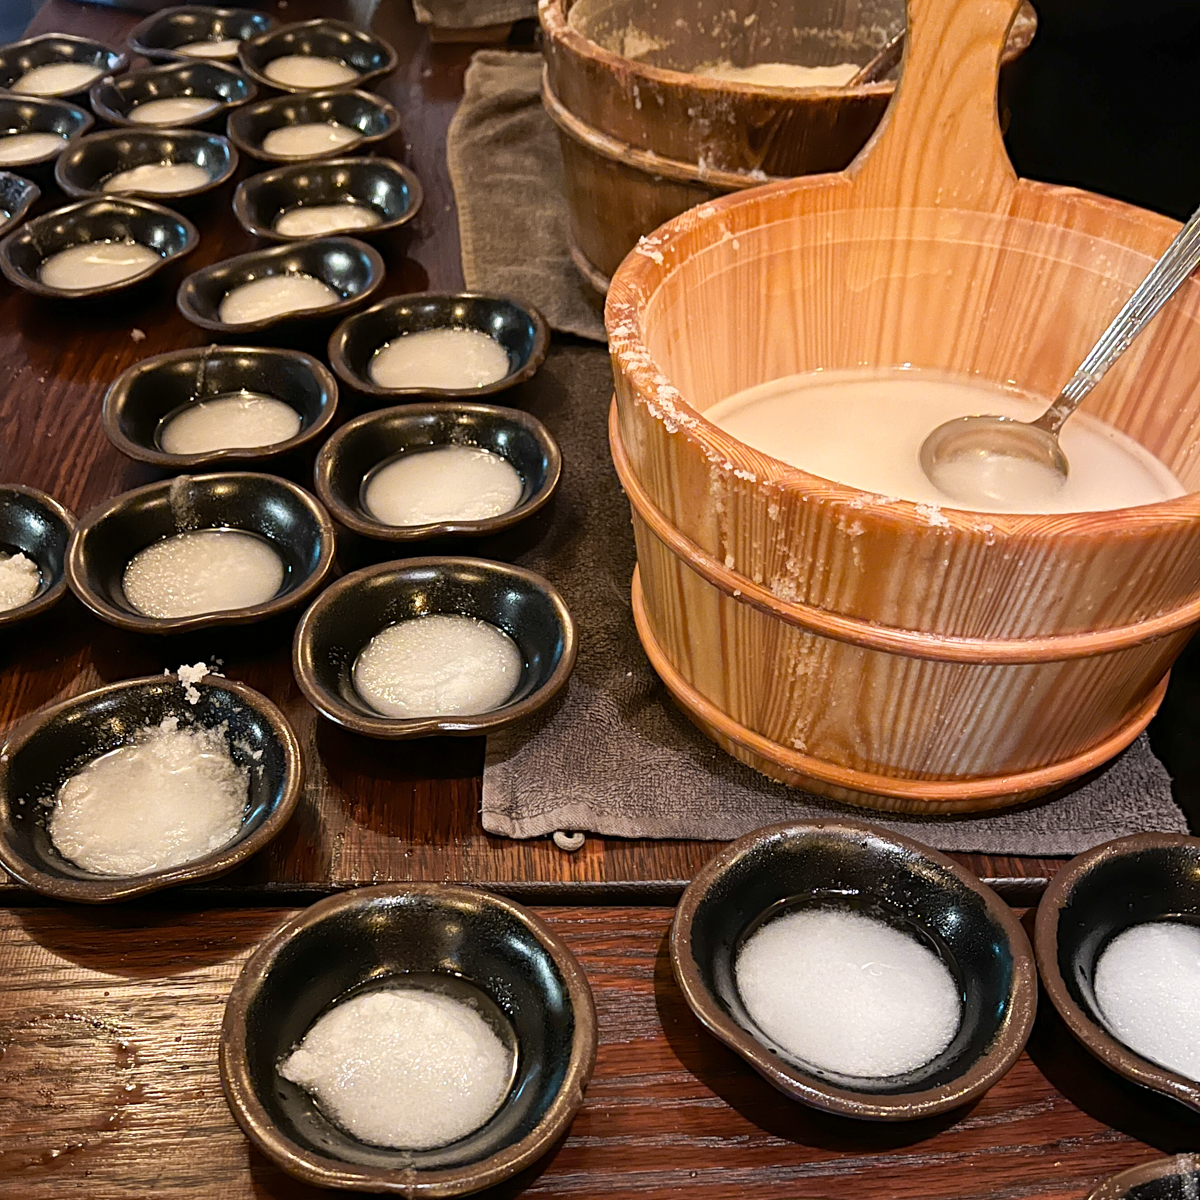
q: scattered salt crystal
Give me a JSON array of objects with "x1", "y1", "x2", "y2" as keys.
[
  {"x1": 130, "y1": 327, "x2": 146, "y2": 342},
  {"x1": 175, "y1": 662, "x2": 209, "y2": 705},
  {"x1": 0, "y1": 551, "x2": 40, "y2": 611}
]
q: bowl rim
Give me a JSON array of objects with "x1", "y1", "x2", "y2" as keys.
[
  {"x1": 88, "y1": 59, "x2": 257, "y2": 127},
  {"x1": 126, "y1": 4, "x2": 280, "y2": 63},
  {"x1": 101, "y1": 344, "x2": 340, "y2": 469},
  {"x1": 65, "y1": 470, "x2": 338, "y2": 634},
  {"x1": 236, "y1": 17, "x2": 399, "y2": 95},
  {"x1": 231, "y1": 154, "x2": 424, "y2": 242},
  {"x1": 313, "y1": 401, "x2": 562, "y2": 542},
  {"x1": 0, "y1": 173, "x2": 40, "y2": 240},
  {"x1": 0, "y1": 484, "x2": 75, "y2": 628},
  {"x1": 292, "y1": 555, "x2": 578, "y2": 738},
  {"x1": 0, "y1": 671, "x2": 304, "y2": 904},
  {"x1": 0, "y1": 93, "x2": 93, "y2": 164},
  {"x1": 0, "y1": 32, "x2": 129, "y2": 95},
  {"x1": 218, "y1": 881, "x2": 598, "y2": 1196},
  {"x1": 327, "y1": 292, "x2": 551, "y2": 400},
  {"x1": 1086, "y1": 1154, "x2": 1200, "y2": 1200},
  {"x1": 670, "y1": 817, "x2": 1038, "y2": 1121},
  {"x1": 1033, "y1": 831, "x2": 1200, "y2": 1114}
]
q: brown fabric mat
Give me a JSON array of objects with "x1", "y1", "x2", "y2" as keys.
[
  {"x1": 411, "y1": 0, "x2": 536, "y2": 30},
  {"x1": 483, "y1": 343, "x2": 1187, "y2": 853}
]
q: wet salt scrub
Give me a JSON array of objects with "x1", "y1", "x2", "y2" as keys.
[
  {"x1": 11, "y1": 61, "x2": 105, "y2": 95},
  {"x1": 696, "y1": 60, "x2": 859, "y2": 87},
  {"x1": 364, "y1": 445, "x2": 523, "y2": 527},
  {"x1": 46, "y1": 717, "x2": 247, "y2": 875},
  {"x1": 261, "y1": 121, "x2": 359, "y2": 157},
  {"x1": 158, "y1": 391, "x2": 302, "y2": 454},
  {"x1": 39, "y1": 241, "x2": 160, "y2": 291},
  {"x1": 274, "y1": 202, "x2": 381, "y2": 237},
  {"x1": 218, "y1": 273, "x2": 338, "y2": 325},
  {"x1": 128, "y1": 95, "x2": 221, "y2": 125},
  {"x1": 279, "y1": 987, "x2": 514, "y2": 1150},
  {"x1": 1094, "y1": 922, "x2": 1200, "y2": 1081},
  {"x1": 369, "y1": 328, "x2": 511, "y2": 391},
  {"x1": 0, "y1": 130, "x2": 67, "y2": 164},
  {"x1": 176, "y1": 37, "x2": 241, "y2": 59},
  {"x1": 353, "y1": 615, "x2": 522, "y2": 718},
  {"x1": 735, "y1": 907, "x2": 962, "y2": 1077},
  {"x1": 0, "y1": 551, "x2": 40, "y2": 611},
  {"x1": 122, "y1": 528, "x2": 284, "y2": 618},
  {"x1": 101, "y1": 161, "x2": 210, "y2": 195},
  {"x1": 263, "y1": 55, "x2": 358, "y2": 88}
]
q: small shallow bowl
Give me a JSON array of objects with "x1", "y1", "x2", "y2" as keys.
[
  {"x1": 293, "y1": 557, "x2": 576, "y2": 738},
  {"x1": 177, "y1": 236, "x2": 384, "y2": 336},
  {"x1": 55, "y1": 128, "x2": 237, "y2": 205},
  {"x1": 671, "y1": 819, "x2": 1038, "y2": 1121},
  {"x1": 0, "y1": 171, "x2": 38, "y2": 238},
  {"x1": 0, "y1": 485, "x2": 74, "y2": 628},
  {"x1": 315, "y1": 403, "x2": 561, "y2": 543},
  {"x1": 128, "y1": 5, "x2": 278, "y2": 64},
  {"x1": 233, "y1": 156, "x2": 422, "y2": 243},
  {"x1": 328, "y1": 294, "x2": 550, "y2": 401},
  {"x1": 90, "y1": 61, "x2": 256, "y2": 131},
  {"x1": 0, "y1": 95, "x2": 92, "y2": 186},
  {"x1": 0, "y1": 34, "x2": 127, "y2": 101},
  {"x1": 67, "y1": 472, "x2": 336, "y2": 635},
  {"x1": 0, "y1": 196, "x2": 198, "y2": 300},
  {"x1": 1089, "y1": 1156, "x2": 1200, "y2": 1200},
  {"x1": 220, "y1": 883, "x2": 597, "y2": 1195},
  {"x1": 226, "y1": 87, "x2": 400, "y2": 165},
  {"x1": 0, "y1": 672, "x2": 302, "y2": 904},
  {"x1": 238, "y1": 19, "x2": 398, "y2": 95},
  {"x1": 103, "y1": 345, "x2": 339, "y2": 471},
  {"x1": 1034, "y1": 833, "x2": 1200, "y2": 1114}
]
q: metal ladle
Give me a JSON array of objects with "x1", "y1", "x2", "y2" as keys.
[{"x1": 919, "y1": 199, "x2": 1200, "y2": 508}]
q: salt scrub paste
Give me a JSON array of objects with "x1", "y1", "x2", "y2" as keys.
[
  {"x1": 39, "y1": 241, "x2": 160, "y2": 291},
  {"x1": 364, "y1": 445, "x2": 523, "y2": 527},
  {"x1": 705, "y1": 367, "x2": 1184, "y2": 514},
  {"x1": 11, "y1": 61, "x2": 104, "y2": 95},
  {"x1": 695, "y1": 61, "x2": 859, "y2": 87},
  {"x1": 158, "y1": 392, "x2": 302, "y2": 454},
  {"x1": 280, "y1": 987, "x2": 514, "y2": 1149},
  {"x1": 175, "y1": 38, "x2": 241, "y2": 59},
  {"x1": 274, "y1": 202, "x2": 381, "y2": 237},
  {"x1": 735, "y1": 907, "x2": 962, "y2": 1077},
  {"x1": 0, "y1": 130, "x2": 66, "y2": 164},
  {"x1": 261, "y1": 121, "x2": 359, "y2": 157},
  {"x1": 369, "y1": 328, "x2": 511, "y2": 391},
  {"x1": 102, "y1": 161, "x2": 210, "y2": 195},
  {"x1": 1094, "y1": 921, "x2": 1200, "y2": 1081},
  {"x1": 217, "y1": 273, "x2": 338, "y2": 325},
  {"x1": 263, "y1": 55, "x2": 358, "y2": 88},
  {"x1": 128, "y1": 96, "x2": 221, "y2": 124},
  {"x1": 0, "y1": 551, "x2": 40, "y2": 611}
]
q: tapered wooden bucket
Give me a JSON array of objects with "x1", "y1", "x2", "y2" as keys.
[{"x1": 606, "y1": 0, "x2": 1200, "y2": 813}]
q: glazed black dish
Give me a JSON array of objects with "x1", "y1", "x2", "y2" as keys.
[
  {"x1": 127, "y1": 5, "x2": 278, "y2": 63},
  {"x1": 0, "y1": 485, "x2": 74, "y2": 628},
  {"x1": 0, "y1": 672, "x2": 302, "y2": 904},
  {"x1": 90, "y1": 61, "x2": 256, "y2": 131},
  {"x1": 314, "y1": 403, "x2": 561, "y2": 543},
  {"x1": 103, "y1": 345, "x2": 338, "y2": 471},
  {"x1": 220, "y1": 883, "x2": 597, "y2": 1194},
  {"x1": 0, "y1": 34, "x2": 126, "y2": 100},
  {"x1": 328, "y1": 294, "x2": 550, "y2": 400},
  {"x1": 0, "y1": 95, "x2": 92, "y2": 188},
  {"x1": 232, "y1": 156, "x2": 422, "y2": 242},
  {"x1": 0, "y1": 197, "x2": 198, "y2": 300},
  {"x1": 0, "y1": 171, "x2": 38, "y2": 239},
  {"x1": 1089, "y1": 1156, "x2": 1200, "y2": 1200},
  {"x1": 238, "y1": 19, "x2": 398, "y2": 94},
  {"x1": 177, "y1": 236, "x2": 384, "y2": 336},
  {"x1": 1034, "y1": 833, "x2": 1200, "y2": 1114},
  {"x1": 226, "y1": 87, "x2": 400, "y2": 165},
  {"x1": 67, "y1": 472, "x2": 336, "y2": 635},
  {"x1": 671, "y1": 820, "x2": 1038, "y2": 1121},
  {"x1": 292, "y1": 557, "x2": 577, "y2": 738}
]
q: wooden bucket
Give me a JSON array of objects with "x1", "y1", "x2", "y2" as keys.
[
  {"x1": 539, "y1": 0, "x2": 1035, "y2": 292},
  {"x1": 606, "y1": 0, "x2": 1200, "y2": 814}
]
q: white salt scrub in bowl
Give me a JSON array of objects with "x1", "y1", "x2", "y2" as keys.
[
  {"x1": 11, "y1": 62, "x2": 106, "y2": 96},
  {"x1": 364, "y1": 446, "x2": 523, "y2": 527},
  {"x1": 158, "y1": 391, "x2": 302, "y2": 454},
  {"x1": 218, "y1": 273, "x2": 338, "y2": 325},
  {"x1": 0, "y1": 551, "x2": 40, "y2": 611},
  {"x1": 369, "y1": 329, "x2": 511, "y2": 391},
  {"x1": 0, "y1": 130, "x2": 67, "y2": 164},
  {"x1": 274, "y1": 203, "x2": 380, "y2": 237},
  {"x1": 128, "y1": 95, "x2": 222, "y2": 124},
  {"x1": 261, "y1": 121, "x2": 359, "y2": 158},
  {"x1": 39, "y1": 241, "x2": 161, "y2": 291},
  {"x1": 263, "y1": 55, "x2": 358, "y2": 88},
  {"x1": 101, "y1": 161, "x2": 211, "y2": 196},
  {"x1": 176, "y1": 38, "x2": 241, "y2": 59}
]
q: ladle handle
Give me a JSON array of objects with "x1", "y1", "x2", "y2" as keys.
[{"x1": 1036, "y1": 198, "x2": 1200, "y2": 434}]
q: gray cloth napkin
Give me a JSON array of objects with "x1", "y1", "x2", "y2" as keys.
[
  {"x1": 446, "y1": 50, "x2": 607, "y2": 342},
  {"x1": 483, "y1": 343, "x2": 1187, "y2": 853},
  {"x1": 411, "y1": 0, "x2": 536, "y2": 30}
]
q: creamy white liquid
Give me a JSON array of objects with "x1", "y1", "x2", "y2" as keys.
[
  {"x1": 0, "y1": 551, "x2": 40, "y2": 611},
  {"x1": 274, "y1": 202, "x2": 381, "y2": 237},
  {"x1": 695, "y1": 60, "x2": 859, "y2": 87},
  {"x1": 158, "y1": 391, "x2": 302, "y2": 454},
  {"x1": 176, "y1": 37, "x2": 241, "y2": 59},
  {"x1": 47, "y1": 716, "x2": 247, "y2": 876},
  {"x1": 354, "y1": 614, "x2": 522, "y2": 718},
  {"x1": 11, "y1": 61, "x2": 105, "y2": 96},
  {"x1": 260, "y1": 121, "x2": 359, "y2": 157},
  {"x1": 218, "y1": 273, "x2": 339, "y2": 325},
  {"x1": 280, "y1": 988, "x2": 514, "y2": 1150},
  {"x1": 706, "y1": 368, "x2": 1186, "y2": 514},
  {"x1": 128, "y1": 95, "x2": 221, "y2": 124},
  {"x1": 101, "y1": 161, "x2": 211, "y2": 195},
  {"x1": 369, "y1": 328, "x2": 512, "y2": 391},
  {"x1": 364, "y1": 445, "x2": 523, "y2": 527},
  {"x1": 736, "y1": 907, "x2": 962, "y2": 1077},
  {"x1": 263, "y1": 54, "x2": 358, "y2": 88},
  {"x1": 0, "y1": 130, "x2": 66, "y2": 164},
  {"x1": 39, "y1": 241, "x2": 161, "y2": 291},
  {"x1": 123, "y1": 528, "x2": 285, "y2": 617}
]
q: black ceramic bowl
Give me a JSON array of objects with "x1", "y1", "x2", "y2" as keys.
[
  {"x1": 90, "y1": 61, "x2": 256, "y2": 131},
  {"x1": 315, "y1": 403, "x2": 561, "y2": 543},
  {"x1": 0, "y1": 197, "x2": 198, "y2": 300},
  {"x1": 233, "y1": 156, "x2": 422, "y2": 242},
  {"x1": 67, "y1": 472, "x2": 336, "y2": 635},
  {"x1": 0, "y1": 95, "x2": 92, "y2": 187},
  {"x1": 0, "y1": 171, "x2": 38, "y2": 238},
  {"x1": 671, "y1": 820, "x2": 1038, "y2": 1121},
  {"x1": 1035, "y1": 833, "x2": 1200, "y2": 1114},
  {"x1": 329, "y1": 294, "x2": 550, "y2": 401},
  {"x1": 293, "y1": 557, "x2": 577, "y2": 738},
  {"x1": 55, "y1": 129, "x2": 237, "y2": 205},
  {"x1": 238, "y1": 20, "x2": 398, "y2": 95},
  {"x1": 103, "y1": 345, "x2": 339, "y2": 470},
  {"x1": 0, "y1": 672, "x2": 302, "y2": 904},
  {"x1": 177, "y1": 236, "x2": 384, "y2": 336},
  {"x1": 128, "y1": 5, "x2": 278, "y2": 64},
  {"x1": 1089, "y1": 1156, "x2": 1200, "y2": 1200},
  {"x1": 0, "y1": 485, "x2": 74, "y2": 628},
  {"x1": 220, "y1": 883, "x2": 597, "y2": 1195},
  {"x1": 0, "y1": 34, "x2": 126, "y2": 100},
  {"x1": 226, "y1": 87, "x2": 400, "y2": 165}
]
